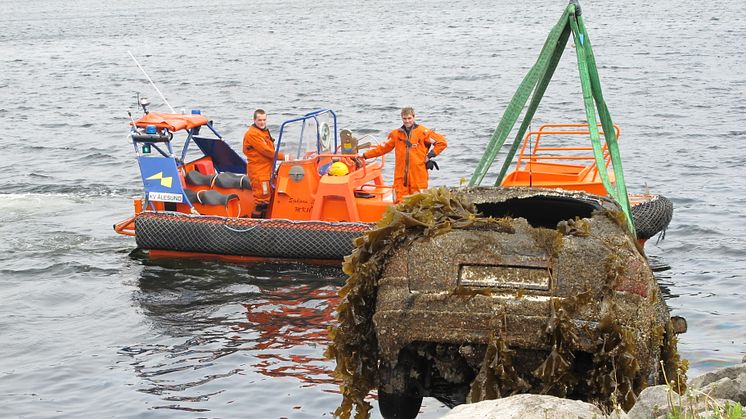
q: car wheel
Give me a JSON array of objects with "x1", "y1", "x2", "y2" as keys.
[
  {"x1": 377, "y1": 390, "x2": 423, "y2": 419},
  {"x1": 378, "y1": 348, "x2": 425, "y2": 419}
]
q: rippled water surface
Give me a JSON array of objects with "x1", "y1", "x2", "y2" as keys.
[{"x1": 1, "y1": 0, "x2": 745, "y2": 417}]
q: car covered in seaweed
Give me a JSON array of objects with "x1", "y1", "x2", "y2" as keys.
[{"x1": 328, "y1": 187, "x2": 686, "y2": 419}]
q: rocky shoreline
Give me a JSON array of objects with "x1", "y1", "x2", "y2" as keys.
[{"x1": 440, "y1": 356, "x2": 746, "y2": 418}]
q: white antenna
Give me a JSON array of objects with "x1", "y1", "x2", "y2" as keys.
[{"x1": 127, "y1": 51, "x2": 176, "y2": 113}]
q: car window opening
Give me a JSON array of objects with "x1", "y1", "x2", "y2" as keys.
[{"x1": 475, "y1": 196, "x2": 601, "y2": 229}]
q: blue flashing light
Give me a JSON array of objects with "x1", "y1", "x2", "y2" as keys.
[
  {"x1": 146, "y1": 125, "x2": 157, "y2": 134},
  {"x1": 191, "y1": 109, "x2": 201, "y2": 114}
]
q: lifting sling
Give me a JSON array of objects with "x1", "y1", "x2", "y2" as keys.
[{"x1": 468, "y1": 0, "x2": 635, "y2": 235}]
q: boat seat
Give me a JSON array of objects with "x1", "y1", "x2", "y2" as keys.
[
  {"x1": 184, "y1": 189, "x2": 238, "y2": 206},
  {"x1": 193, "y1": 160, "x2": 214, "y2": 175},
  {"x1": 214, "y1": 172, "x2": 250, "y2": 189},
  {"x1": 185, "y1": 170, "x2": 216, "y2": 187}
]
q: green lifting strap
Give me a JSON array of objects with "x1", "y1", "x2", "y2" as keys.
[
  {"x1": 468, "y1": 6, "x2": 572, "y2": 187},
  {"x1": 468, "y1": 0, "x2": 635, "y2": 235},
  {"x1": 572, "y1": 9, "x2": 634, "y2": 232}
]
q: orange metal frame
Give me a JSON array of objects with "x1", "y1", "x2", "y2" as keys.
[{"x1": 502, "y1": 123, "x2": 621, "y2": 195}]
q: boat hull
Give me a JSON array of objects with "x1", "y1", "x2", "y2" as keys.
[
  {"x1": 135, "y1": 211, "x2": 371, "y2": 261},
  {"x1": 128, "y1": 191, "x2": 672, "y2": 262}
]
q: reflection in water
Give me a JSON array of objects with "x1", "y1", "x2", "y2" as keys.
[
  {"x1": 121, "y1": 259, "x2": 344, "y2": 413},
  {"x1": 121, "y1": 255, "x2": 683, "y2": 414},
  {"x1": 648, "y1": 254, "x2": 679, "y2": 301},
  {"x1": 244, "y1": 285, "x2": 339, "y2": 387},
  {"x1": 648, "y1": 255, "x2": 672, "y2": 273}
]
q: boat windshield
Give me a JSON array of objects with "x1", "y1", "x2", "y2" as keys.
[{"x1": 276, "y1": 109, "x2": 338, "y2": 160}]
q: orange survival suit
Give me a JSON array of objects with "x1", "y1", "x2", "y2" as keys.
[
  {"x1": 243, "y1": 125, "x2": 284, "y2": 206},
  {"x1": 362, "y1": 124, "x2": 447, "y2": 202}
]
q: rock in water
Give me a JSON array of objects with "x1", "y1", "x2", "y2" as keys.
[{"x1": 440, "y1": 394, "x2": 628, "y2": 419}]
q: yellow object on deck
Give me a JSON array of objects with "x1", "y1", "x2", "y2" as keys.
[{"x1": 329, "y1": 161, "x2": 350, "y2": 176}]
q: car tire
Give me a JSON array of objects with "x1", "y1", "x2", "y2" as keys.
[
  {"x1": 377, "y1": 390, "x2": 423, "y2": 419},
  {"x1": 378, "y1": 349, "x2": 425, "y2": 419}
]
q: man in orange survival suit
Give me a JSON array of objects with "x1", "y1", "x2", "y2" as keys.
[
  {"x1": 360, "y1": 107, "x2": 447, "y2": 203},
  {"x1": 243, "y1": 109, "x2": 284, "y2": 218}
]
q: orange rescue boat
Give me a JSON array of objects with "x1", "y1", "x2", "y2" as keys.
[{"x1": 114, "y1": 105, "x2": 394, "y2": 262}]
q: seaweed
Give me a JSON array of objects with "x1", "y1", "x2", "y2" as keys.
[
  {"x1": 467, "y1": 331, "x2": 530, "y2": 402},
  {"x1": 327, "y1": 187, "x2": 687, "y2": 417},
  {"x1": 326, "y1": 188, "x2": 478, "y2": 419}
]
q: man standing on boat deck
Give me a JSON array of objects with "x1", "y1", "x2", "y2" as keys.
[
  {"x1": 243, "y1": 109, "x2": 284, "y2": 218},
  {"x1": 360, "y1": 107, "x2": 447, "y2": 203}
]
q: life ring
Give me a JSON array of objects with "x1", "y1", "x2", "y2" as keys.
[
  {"x1": 319, "y1": 122, "x2": 332, "y2": 152},
  {"x1": 631, "y1": 195, "x2": 673, "y2": 241}
]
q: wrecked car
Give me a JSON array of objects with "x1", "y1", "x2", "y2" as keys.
[{"x1": 328, "y1": 187, "x2": 686, "y2": 419}]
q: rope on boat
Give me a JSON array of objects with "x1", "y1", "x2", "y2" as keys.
[
  {"x1": 127, "y1": 51, "x2": 176, "y2": 113},
  {"x1": 220, "y1": 217, "x2": 371, "y2": 233}
]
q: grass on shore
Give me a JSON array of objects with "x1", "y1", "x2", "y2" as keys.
[{"x1": 661, "y1": 362, "x2": 744, "y2": 419}]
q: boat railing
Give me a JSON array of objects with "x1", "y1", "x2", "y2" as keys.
[
  {"x1": 355, "y1": 183, "x2": 393, "y2": 197},
  {"x1": 114, "y1": 215, "x2": 136, "y2": 236},
  {"x1": 515, "y1": 123, "x2": 620, "y2": 182}
]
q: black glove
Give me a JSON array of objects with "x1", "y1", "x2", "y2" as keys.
[{"x1": 425, "y1": 150, "x2": 439, "y2": 170}]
